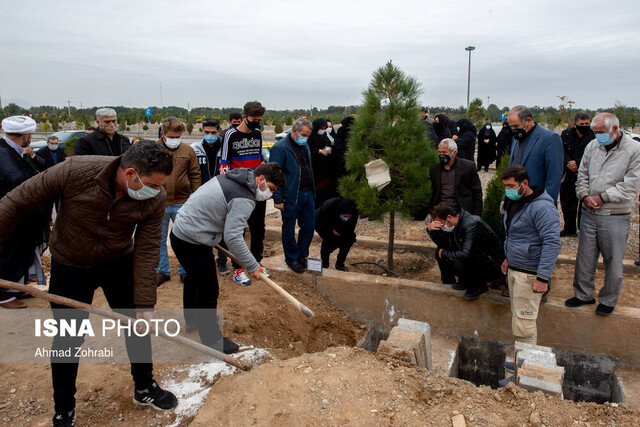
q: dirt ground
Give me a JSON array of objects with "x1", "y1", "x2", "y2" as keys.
[{"x1": 195, "y1": 347, "x2": 640, "y2": 426}]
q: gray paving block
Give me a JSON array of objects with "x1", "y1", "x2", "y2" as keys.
[{"x1": 397, "y1": 318, "x2": 432, "y2": 370}]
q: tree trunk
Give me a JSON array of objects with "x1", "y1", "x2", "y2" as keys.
[{"x1": 388, "y1": 210, "x2": 395, "y2": 270}]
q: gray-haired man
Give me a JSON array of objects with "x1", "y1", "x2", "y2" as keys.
[
  {"x1": 74, "y1": 107, "x2": 131, "y2": 156},
  {"x1": 566, "y1": 113, "x2": 640, "y2": 316}
]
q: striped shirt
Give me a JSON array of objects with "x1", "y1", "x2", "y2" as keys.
[{"x1": 218, "y1": 128, "x2": 263, "y2": 174}]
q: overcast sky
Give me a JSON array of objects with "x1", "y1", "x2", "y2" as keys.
[{"x1": 2, "y1": 0, "x2": 638, "y2": 111}]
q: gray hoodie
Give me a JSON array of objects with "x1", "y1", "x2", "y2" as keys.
[{"x1": 172, "y1": 168, "x2": 259, "y2": 273}]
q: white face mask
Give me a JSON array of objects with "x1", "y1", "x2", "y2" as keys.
[
  {"x1": 317, "y1": 129, "x2": 326, "y2": 135},
  {"x1": 441, "y1": 219, "x2": 455, "y2": 232},
  {"x1": 164, "y1": 137, "x2": 181, "y2": 149},
  {"x1": 255, "y1": 182, "x2": 273, "y2": 201},
  {"x1": 486, "y1": 125, "x2": 491, "y2": 130},
  {"x1": 48, "y1": 144, "x2": 58, "y2": 151}
]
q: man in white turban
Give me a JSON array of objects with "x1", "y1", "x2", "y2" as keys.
[{"x1": 0, "y1": 115, "x2": 49, "y2": 308}]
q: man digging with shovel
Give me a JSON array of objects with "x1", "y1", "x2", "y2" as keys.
[{"x1": 0, "y1": 141, "x2": 178, "y2": 426}]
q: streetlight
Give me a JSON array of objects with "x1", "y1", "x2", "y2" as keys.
[{"x1": 465, "y1": 45, "x2": 475, "y2": 109}]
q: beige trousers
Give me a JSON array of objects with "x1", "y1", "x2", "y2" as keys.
[{"x1": 507, "y1": 269, "x2": 542, "y2": 345}]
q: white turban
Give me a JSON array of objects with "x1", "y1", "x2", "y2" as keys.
[{"x1": 2, "y1": 115, "x2": 37, "y2": 134}]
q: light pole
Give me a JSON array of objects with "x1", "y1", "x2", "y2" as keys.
[{"x1": 465, "y1": 45, "x2": 475, "y2": 109}]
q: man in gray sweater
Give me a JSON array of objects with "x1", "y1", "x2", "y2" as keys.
[
  {"x1": 170, "y1": 162, "x2": 286, "y2": 353},
  {"x1": 566, "y1": 113, "x2": 640, "y2": 316}
]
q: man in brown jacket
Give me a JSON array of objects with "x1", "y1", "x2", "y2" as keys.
[
  {"x1": 0, "y1": 141, "x2": 178, "y2": 425},
  {"x1": 156, "y1": 117, "x2": 201, "y2": 286}
]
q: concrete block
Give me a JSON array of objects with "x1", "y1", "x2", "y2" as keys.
[
  {"x1": 398, "y1": 318, "x2": 432, "y2": 370},
  {"x1": 516, "y1": 349, "x2": 557, "y2": 369},
  {"x1": 388, "y1": 327, "x2": 427, "y2": 369},
  {"x1": 377, "y1": 339, "x2": 417, "y2": 365},
  {"x1": 517, "y1": 362, "x2": 565, "y2": 386},
  {"x1": 517, "y1": 375, "x2": 564, "y2": 398},
  {"x1": 515, "y1": 341, "x2": 553, "y2": 354}
]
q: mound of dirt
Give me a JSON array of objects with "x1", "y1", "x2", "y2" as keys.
[{"x1": 193, "y1": 347, "x2": 640, "y2": 426}]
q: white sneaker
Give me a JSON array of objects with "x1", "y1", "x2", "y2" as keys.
[
  {"x1": 260, "y1": 263, "x2": 270, "y2": 278},
  {"x1": 233, "y1": 269, "x2": 251, "y2": 286}
]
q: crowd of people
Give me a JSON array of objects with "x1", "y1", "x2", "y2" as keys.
[{"x1": 0, "y1": 102, "x2": 639, "y2": 425}]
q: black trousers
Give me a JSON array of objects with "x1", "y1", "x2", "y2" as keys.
[
  {"x1": 49, "y1": 256, "x2": 153, "y2": 414},
  {"x1": 320, "y1": 233, "x2": 356, "y2": 267},
  {"x1": 170, "y1": 232, "x2": 221, "y2": 347},
  {"x1": 560, "y1": 172, "x2": 581, "y2": 234},
  {"x1": 231, "y1": 200, "x2": 266, "y2": 269},
  {"x1": 435, "y1": 251, "x2": 502, "y2": 290}
]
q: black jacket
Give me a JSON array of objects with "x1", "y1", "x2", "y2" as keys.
[
  {"x1": 428, "y1": 157, "x2": 483, "y2": 216},
  {"x1": 434, "y1": 114, "x2": 453, "y2": 142},
  {"x1": 561, "y1": 126, "x2": 595, "y2": 168},
  {"x1": 455, "y1": 119, "x2": 477, "y2": 162},
  {"x1": 36, "y1": 147, "x2": 66, "y2": 170},
  {"x1": 334, "y1": 116, "x2": 354, "y2": 180},
  {"x1": 422, "y1": 118, "x2": 440, "y2": 149},
  {"x1": 428, "y1": 210, "x2": 504, "y2": 265},
  {"x1": 0, "y1": 138, "x2": 49, "y2": 282},
  {"x1": 477, "y1": 122, "x2": 498, "y2": 166},
  {"x1": 497, "y1": 122, "x2": 512, "y2": 156},
  {"x1": 74, "y1": 129, "x2": 131, "y2": 156},
  {"x1": 315, "y1": 197, "x2": 358, "y2": 240}
]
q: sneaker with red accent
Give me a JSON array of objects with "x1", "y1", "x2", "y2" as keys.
[
  {"x1": 233, "y1": 268, "x2": 251, "y2": 286},
  {"x1": 259, "y1": 263, "x2": 270, "y2": 278}
]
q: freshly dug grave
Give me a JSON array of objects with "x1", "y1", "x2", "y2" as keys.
[{"x1": 194, "y1": 346, "x2": 640, "y2": 426}]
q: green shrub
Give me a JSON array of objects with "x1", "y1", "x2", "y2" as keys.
[
  {"x1": 65, "y1": 137, "x2": 78, "y2": 157},
  {"x1": 274, "y1": 123, "x2": 283, "y2": 134},
  {"x1": 481, "y1": 154, "x2": 509, "y2": 241}
]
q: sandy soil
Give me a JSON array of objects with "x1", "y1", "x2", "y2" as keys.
[{"x1": 196, "y1": 347, "x2": 640, "y2": 426}]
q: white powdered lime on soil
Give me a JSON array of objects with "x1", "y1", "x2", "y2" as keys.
[{"x1": 165, "y1": 347, "x2": 273, "y2": 427}]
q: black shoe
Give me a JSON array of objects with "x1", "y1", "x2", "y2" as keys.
[
  {"x1": 565, "y1": 297, "x2": 596, "y2": 307},
  {"x1": 134, "y1": 380, "x2": 178, "y2": 411},
  {"x1": 52, "y1": 409, "x2": 75, "y2": 427},
  {"x1": 560, "y1": 230, "x2": 577, "y2": 237},
  {"x1": 335, "y1": 264, "x2": 349, "y2": 272},
  {"x1": 217, "y1": 260, "x2": 231, "y2": 276},
  {"x1": 463, "y1": 287, "x2": 487, "y2": 300},
  {"x1": 288, "y1": 261, "x2": 305, "y2": 273},
  {"x1": 635, "y1": 258, "x2": 640, "y2": 267},
  {"x1": 452, "y1": 282, "x2": 467, "y2": 291},
  {"x1": 216, "y1": 337, "x2": 240, "y2": 354},
  {"x1": 596, "y1": 303, "x2": 615, "y2": 316},
  {"x1": 297, "y1": 256, "x2": 308, "y2": 267},
  {"x1": 156, "y1": 272, "x2": 171, "y2": 287},
  {"x1": 179, "y1": 273, "x2": 187, "y2": 283}
]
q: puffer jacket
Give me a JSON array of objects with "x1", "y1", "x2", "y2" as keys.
[
  {"x1": 428, "y1": 209, "x2": 503, "y2": 265},
  {"x1": 0, "y1": 156, "x2": 166, "y2": 307},
  {"x1": 503, "y1": 187, "x2": 561, "y2": 282},
  {"x1": 577, "y1": 133, "x2": 640, "y2": 215},
  {"x1": 157, "y1": 140, "x2": 201, "y2": 205}
]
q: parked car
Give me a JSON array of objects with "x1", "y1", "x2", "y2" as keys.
[
  {"x1": 263, "y1": 141, "x2": 275, "y2": 162},
  {"x1": 622, "y1": 129, "x2": 640, "y2": 142},
  {"x1": 30, "y1": 130, "x2": 87, "y2": 150},
  {"x1": 275, "y1": 129, "x2": 291, "y2": 141}
]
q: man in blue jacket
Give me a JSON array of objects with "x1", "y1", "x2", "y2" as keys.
[
  {"x1": 508, "y1": 105, "x2": 564, "y2": 203},
  {"x1": 270, "y1": 118, "x2": 315, "y2": 273},
  {"x1": 501, "y1": 165, "x2": 561, "y2": 345}
]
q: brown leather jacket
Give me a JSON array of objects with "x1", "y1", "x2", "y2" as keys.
[
  {"x1": 156, "y1": 140, "x2": 201, "y2": 205},
  {"x1": 0, "y1": 156, "x2": 165, "y2": 307}
]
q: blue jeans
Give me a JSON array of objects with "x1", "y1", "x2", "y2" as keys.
[
  {"x1": 158, "y1": 204, "x2": 185, "y2": 275},
  {"x1": 281, "y1": 190, "x2": 315, "y2": 266}
]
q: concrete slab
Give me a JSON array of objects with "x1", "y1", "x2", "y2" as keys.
[
  {"x1": 515, "y1": 341, "x2": 553, "y2": 354},
  {"x1": 397, "y1": 318, "x2": 432, "y2": 370},
  {"x1": 517, "y1": 362, "x2": 565, "y2": 386},
  {"x1": 262, "y1": 259, "x2": 640, "y2": 368},
  {"x1": 517, "y1": 375, "x2": 564, "y2": 398},
  {"x1": 614, "y1": 367, "x2": 640, "y2": 408},
  {"x1": 516, "y1": 349, "x2": 557, "y2": 368},
  {"x1": 385, "y1": 327, "x2": 427, "y2": 369},
  {"x1": 431, "y1": 334, "x2": 459, "y2": 377}
]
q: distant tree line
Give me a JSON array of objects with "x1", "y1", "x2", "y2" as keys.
[{"x1": 1, "y1": 101, "x2": 638, "y2": 134}]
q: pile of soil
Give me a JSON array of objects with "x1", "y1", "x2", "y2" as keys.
[{"x1": 194, "y1": 346, "x2": 640, "y2": 426}]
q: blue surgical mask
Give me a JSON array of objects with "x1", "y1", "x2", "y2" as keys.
[
  {"x1": 296, "y1": 135, "x2": 308, "y2": 145},
  {"x1": 595, "y1": 133, "x2": 614, "y2": 146},
  {"x1": 127, "y1": 172, "x2": 160, "y2": 200},
  {"x1": 505, "y1": 183, "x2": 523, "y2": 201},
  {"x1": 339, "y1": 215, "x2": 350, "y2": 222},
  {"x1": 203, "y1": 134, "x2": 218, "y2": 144}
]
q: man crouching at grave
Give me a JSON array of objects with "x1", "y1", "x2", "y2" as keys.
[
  {"x1": 501, "y1": 165, "x2": 561, "y2": 345},
  {"x1": 170, "y1": 162, "x2": 286, "y2": 354},
  {"x1": 0, "y1": 141, "x2": 177, "y2": 426},
  {"x1": 427, "y1": 202, "x2": 504, "y2": 300}
]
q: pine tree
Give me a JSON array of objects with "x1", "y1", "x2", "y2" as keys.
[
  {"x1": 481, "y1": 154, "x2": 509, "y2": 241},
  {"x1": 339, "y1": 61, "x2": 437, "y2": 269}
]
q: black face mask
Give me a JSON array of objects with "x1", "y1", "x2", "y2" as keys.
[
  {"x1": 512, "y1": 127, "x2": 528, "y2": 141},
  {"x1": 439, "y1": 154, "x2": 451, "y2": 165},
  {"x1": 231, "y1": 123, "x2": 240, "y2": 128},
  {"x1": 576, "y1": 125, "x2": 591, "y2": 135},
  {"x1": 246, "y1": 120, "x2": 261, "y2": 131}
]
